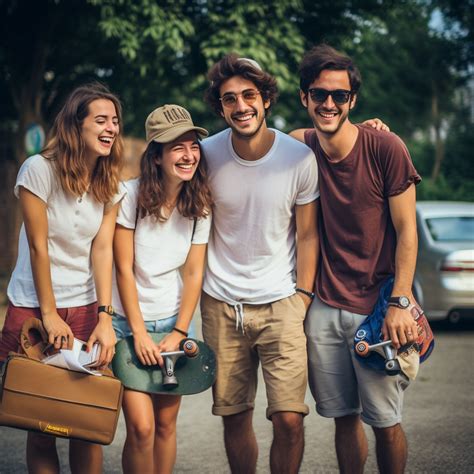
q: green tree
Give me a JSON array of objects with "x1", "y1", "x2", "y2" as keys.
[
  {"x1": 344, "y1": 2, "x2": 467, "y2": 184},
  {"x1": 0, "y1": 0, "x2": 120, "y2": 272},
  {"x1": 434, "y1": 0, "x2": 473, "y2": 63},
  {"x1": 1, "y1": 0, "x2": 471, "y2": 274},
  {"x1": 91, "y1": 0, "x2": 309, "y2": 133},
  {"x1": 0, "y1": 0, "x2": 124, "y2": 164}
]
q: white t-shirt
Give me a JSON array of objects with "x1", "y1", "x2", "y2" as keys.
[
  {"x1": 201, "y1": 128, "x2": 319, "y2": 304},
  {"x1": 112, "y1": 178, "x2": 212, "y2": 321},
  {"x1": 7, "y1": 154, "x2": 123, "y2": 308}
]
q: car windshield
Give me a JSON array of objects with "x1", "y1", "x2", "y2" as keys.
[{"x1": 426, "y1": 216, "x2": 474, "y2": 242}]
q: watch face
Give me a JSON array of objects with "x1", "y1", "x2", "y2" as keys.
[{"x1": 399, "y1": 296, "x2": 410, "y2": 308}]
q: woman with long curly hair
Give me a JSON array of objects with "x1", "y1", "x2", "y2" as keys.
[
  {"x1": 112, "y1": 104, "x2": 212, "y2": 473},
  {"x1": 0, "y1": 83, "x2": 124, "y2": 473}
]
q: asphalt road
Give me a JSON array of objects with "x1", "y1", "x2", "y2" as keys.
[{"x1": 1, "y1": 317, "x2": 473, "y2": 473}]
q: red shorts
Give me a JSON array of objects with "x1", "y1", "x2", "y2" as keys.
[{"x1": 0, "y1": 302, "x2": 98, "y2": 362}]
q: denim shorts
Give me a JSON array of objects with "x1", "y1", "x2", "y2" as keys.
[{"x1": 112, "y1": 313, "x2": 196, "y2": 341}]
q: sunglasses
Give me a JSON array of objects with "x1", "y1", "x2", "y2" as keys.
[
  {"x1": 308, "y1": 88, "x2": 352, "y2": 105},
  {"x1": 219, "y1": 89, "x2": 261, "y2": 108}
]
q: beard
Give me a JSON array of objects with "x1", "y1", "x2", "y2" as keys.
[
  {"x1": 312, "y1": 106, "x2": 350, "y2": 136},
  {"x1": 227, "y1": 108, "x2": 266, "y2": 139}
]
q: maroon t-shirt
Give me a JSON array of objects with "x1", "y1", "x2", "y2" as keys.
[{"x1": 304, "y1": 125, "x2": 421, "y2": 314}]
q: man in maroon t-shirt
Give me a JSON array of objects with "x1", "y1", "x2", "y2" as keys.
[{"x1": 291, "y1": 45, "x2": 421, "y2": 474}]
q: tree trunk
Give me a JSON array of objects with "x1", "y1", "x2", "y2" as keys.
[
  {"x1": 431, "y1": 88, "x2": 445, "y2": 181},
  {"x1": 0, "y1": 161, "x2": 21, "y2": 280}
]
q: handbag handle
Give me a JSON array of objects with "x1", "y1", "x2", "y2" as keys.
[{"x1": 20, "y1": 318, "x2": 49, "y2": 360}]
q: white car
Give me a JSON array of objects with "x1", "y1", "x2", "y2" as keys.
[{"x1": 414, "y1": 201, "x2": 474, "y2": 323}]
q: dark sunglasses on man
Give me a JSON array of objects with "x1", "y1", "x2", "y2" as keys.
[
  {"x1": 308, "y1": 88, "x2": 352, "y2": 105},
  {"x1": 220, "y1": 89, "x2": 261, "y2": 108}
]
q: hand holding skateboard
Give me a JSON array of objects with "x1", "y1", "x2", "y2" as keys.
[
  {"x1": 354, "y1": 277, "x2": 434, "y2": 380},
  {"x1": 153, "y1": 331, "x2": 189, "y2": 368},
  {"x1": 382, "y1": 305, "x2": 419, "y2": 349},
  {"x1": 132, "y1": 330, "x2": 164, "y2": 366}
]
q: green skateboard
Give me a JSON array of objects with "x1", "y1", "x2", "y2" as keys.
[{"x1": 112, "y1": 334, "x2": 216, "y2": 396}]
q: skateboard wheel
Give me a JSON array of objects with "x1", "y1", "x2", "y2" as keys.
[
  {"x1": 385, "y1": 359, "x2": 401, "y2": 376},
  {"x1": 355, "y1": 341, "x2": 369, "y2": 357},
  {"x1": 181, "y1": 339, "x2": 199, "y2": 358}
]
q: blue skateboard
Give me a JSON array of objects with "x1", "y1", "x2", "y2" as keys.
[{"x1": 354, "y1": 277, "x2": 435, "y2": 376}]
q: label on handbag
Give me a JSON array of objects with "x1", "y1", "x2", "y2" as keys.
[{"x1": 40, "y1": 422, "x2": 71, "y2": 437}]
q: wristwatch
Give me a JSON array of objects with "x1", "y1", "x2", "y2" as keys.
[
  {"x1": 98, "y1": 305, "x2": 114, "y2": 316},
  {"x1": 387, "y1": 296, "x2": 410, "y2": 309}
]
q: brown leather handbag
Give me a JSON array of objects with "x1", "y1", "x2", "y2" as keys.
[{"x1": 0, "y1": 318, "x2": 123, "y2": 445}]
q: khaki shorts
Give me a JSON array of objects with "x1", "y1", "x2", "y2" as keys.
[
  {"x1": 201, "y1": 292, "x2": 309, "y2": 420},
  {"x1": 305, "y1": 297, "x2": 410, "y2": 428}
]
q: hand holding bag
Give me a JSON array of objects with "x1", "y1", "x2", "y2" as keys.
[{"x1": 0, "y1": 318, "x2": 123, "y2": 445}]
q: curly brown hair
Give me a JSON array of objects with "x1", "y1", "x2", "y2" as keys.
[
  {"x1": 204, "y1": 53, "x2": 278, "y2": 117},
  {"x1": 137, "y1": 141, "x2": 212, "y2": 222},
  {"x1": 42, "y1": 82, "x2": 123, "y2": 203}
]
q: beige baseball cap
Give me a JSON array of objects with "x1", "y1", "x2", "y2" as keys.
[{"x1": 145, "y1": 104, "x2": 209, "y2": 143}]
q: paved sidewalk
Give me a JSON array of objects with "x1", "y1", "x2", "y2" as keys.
[{"x1": 1, "y1": 307, "x2": 473, "y2": 472}]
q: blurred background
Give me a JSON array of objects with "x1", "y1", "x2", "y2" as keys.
[
  {"x1": 0, "y1": 0, "x2": 472, "y2": 309},
  {"x1": 0, "y1": 3, "x2": 473, "y2": 471}
]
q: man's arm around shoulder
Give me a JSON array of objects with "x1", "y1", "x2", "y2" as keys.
[
  {"x1": 290, "y1": 119, "x2": 389, "y2": 145},
  {"x1": 289, "y1": 129, "x2": 310, "y2": 144}
]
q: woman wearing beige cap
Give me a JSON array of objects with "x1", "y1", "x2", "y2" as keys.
[{"x1": 111, "y1": 104, "x2": 212, "y2": 473}]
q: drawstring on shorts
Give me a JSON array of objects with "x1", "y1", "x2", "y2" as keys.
[{"x1": 233, "y1": 303, "x2": 245, "y2": 334}]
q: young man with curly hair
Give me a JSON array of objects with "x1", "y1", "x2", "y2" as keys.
[{"x1": 201, "y1": 54, "x2": 320, "y2": 473}]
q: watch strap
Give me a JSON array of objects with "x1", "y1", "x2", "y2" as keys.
[
  {"x1": 387, "y1": 296, "x2": 410, "y2": 308},
  {"x1": 98, "y1": 305, "x2": 114, "y2": 316}
]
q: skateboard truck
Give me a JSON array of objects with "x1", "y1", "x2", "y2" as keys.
[
  {"x1": 354, "y1": 340, "x2": 401, "y2": 376},
  {"x1": 160, "y1": 339, "x2": 199, "y2": 388}
]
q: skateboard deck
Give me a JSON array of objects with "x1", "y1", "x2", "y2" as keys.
[
  {"x1": 354, "y1": 277, "x2": 434, "y2": 379},
  {"x1": 112, "y1": 333, "x2": 216, "y2": 395}
]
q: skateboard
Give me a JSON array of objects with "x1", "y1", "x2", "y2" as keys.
[
  {"x1": 112, "y1": 333, "x2": 216, "y2": 395},
  {"x1": 354, "y1": 277, "x2": 435, "y2": 379}
]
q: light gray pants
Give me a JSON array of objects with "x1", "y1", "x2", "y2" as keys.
[{"x1": 305, "y1": 297, "x2": 409, "y2": 428}]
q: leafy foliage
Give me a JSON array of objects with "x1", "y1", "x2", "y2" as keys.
[{"x1": 0, "y1": 0, "x2": 472, "y2": 201}]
